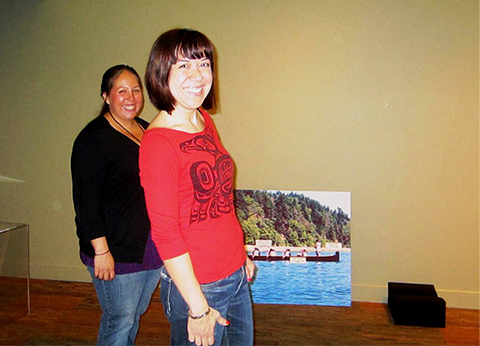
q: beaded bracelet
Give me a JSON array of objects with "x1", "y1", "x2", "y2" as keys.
[
  {"x1": 95, "y1": 250, "x2": 110, "y2": 256},
  {"x1": 188, "y1": 307, "x2": 211, "y2": 320}
]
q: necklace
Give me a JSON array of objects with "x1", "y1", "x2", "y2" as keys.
[{"x1": 109, "y1": 111, "x2": 144, "y2": 144}]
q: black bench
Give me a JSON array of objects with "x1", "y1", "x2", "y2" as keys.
[{"x1": 388, "y1": 282, "x2": 446, "y2": 327}]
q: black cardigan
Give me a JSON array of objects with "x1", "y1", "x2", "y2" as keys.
[{"x1": 71, "y1": 116, "x2": 150, "y2": 263}]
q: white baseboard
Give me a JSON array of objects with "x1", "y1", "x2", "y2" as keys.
[
  {"x1": 31, "y1": 264, "x2": 91, "y2": 283},
  {"x1": 29, "y1": 264, "x2": 480, "y2": 309},
  {"x1": 352, "y1": 283, "x2": 480, "y2": 309}
]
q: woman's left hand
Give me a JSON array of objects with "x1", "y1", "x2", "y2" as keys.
[{"x1": 245, "y1": 257, "x2": 256, "y2": 282}]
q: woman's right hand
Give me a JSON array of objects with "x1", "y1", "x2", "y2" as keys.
[
  {"x1": 188, "y1": 307, "x2": 229, "y2": 346},
  {"x1": 94, "y1": 251, "x2": 115, "y2": 280}
]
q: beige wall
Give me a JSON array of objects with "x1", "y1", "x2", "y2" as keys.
[{"x1": 0, "y1": 0, "x2": 478, "y2": 309}]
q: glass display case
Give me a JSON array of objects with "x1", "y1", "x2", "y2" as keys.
[{"x1": 0, "y1": 222, "x2": 30, "y2": 325}]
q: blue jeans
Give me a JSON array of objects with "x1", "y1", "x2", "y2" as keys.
[
  {"x1": 160, "y1": 265, "x2": 253, "y2": 346},
  {"x1": 87, "y1": 267, "x2": 161, "y2": 346}
]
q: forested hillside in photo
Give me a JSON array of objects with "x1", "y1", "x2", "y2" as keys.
[{"x1": 234, "y1": 190, "x2": 350, "y2": 248}]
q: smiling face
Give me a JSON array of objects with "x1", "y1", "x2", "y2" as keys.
[
  {"x1": 103, "y1": 70, "x2": 143, "y2": 120},
  {"x1": 168, "y1": 55, "x2": 213, "y2": 114}
]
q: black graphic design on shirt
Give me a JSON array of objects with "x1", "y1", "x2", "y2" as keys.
[{"x1": 180, "y1": 128, "x2": 234, "y2": 224}]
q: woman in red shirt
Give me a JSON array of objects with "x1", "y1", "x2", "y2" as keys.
[{"x1": 140, "y1": 29, "x2": 255, "y2": 346}]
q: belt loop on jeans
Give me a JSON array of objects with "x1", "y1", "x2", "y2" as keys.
[{"x1": 234, "y1": 266, "x2": 245, "y2": 295}]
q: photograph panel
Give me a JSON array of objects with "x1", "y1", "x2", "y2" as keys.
[{"x1": 235, "y1": 189, "x2": 351, "y2": 306}]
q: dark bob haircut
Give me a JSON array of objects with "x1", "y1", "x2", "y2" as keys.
[
  {"x1": 145, "y1": 28, "x2": 216, "y2": 113},
  {"x1": 98, "y1": 65, "x2": 143, "y2": 117}
]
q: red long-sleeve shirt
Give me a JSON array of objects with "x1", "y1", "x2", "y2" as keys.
[{"x1": 139, "y1": 110, "x2": 246, "y2": 284}]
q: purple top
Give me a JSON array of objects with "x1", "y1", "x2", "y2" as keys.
[{"x1": 81, "y1": 235, "x2": 163, "y2": 275}]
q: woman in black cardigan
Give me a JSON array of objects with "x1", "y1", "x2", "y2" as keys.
[{"x1": 71, "y1": 65, "x2": 162, "y2": 346}]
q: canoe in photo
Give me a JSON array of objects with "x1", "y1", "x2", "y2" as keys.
[{"x1": 248, "y1": 251, "x2": 340, "y2": 262}]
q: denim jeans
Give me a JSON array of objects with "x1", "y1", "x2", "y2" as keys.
[
  {"x1": 87, "y1": 267, "x2": 161, "y2": 346},
  {"x1": 160, "y1": 265, "x2": 253, "y2": 346}
]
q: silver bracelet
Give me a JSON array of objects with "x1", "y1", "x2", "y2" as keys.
[{"x1": 188, "y1": 307, "x2": 211, "y2": 320}]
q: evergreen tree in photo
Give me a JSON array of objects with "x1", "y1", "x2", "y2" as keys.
[{"x1": 234, "y1": 190, "x2": 350, "y2": 248}]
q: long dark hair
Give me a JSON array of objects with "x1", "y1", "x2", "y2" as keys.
[{"x1": 98, "y1": 65, "x2": 143, "y2": 117}]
